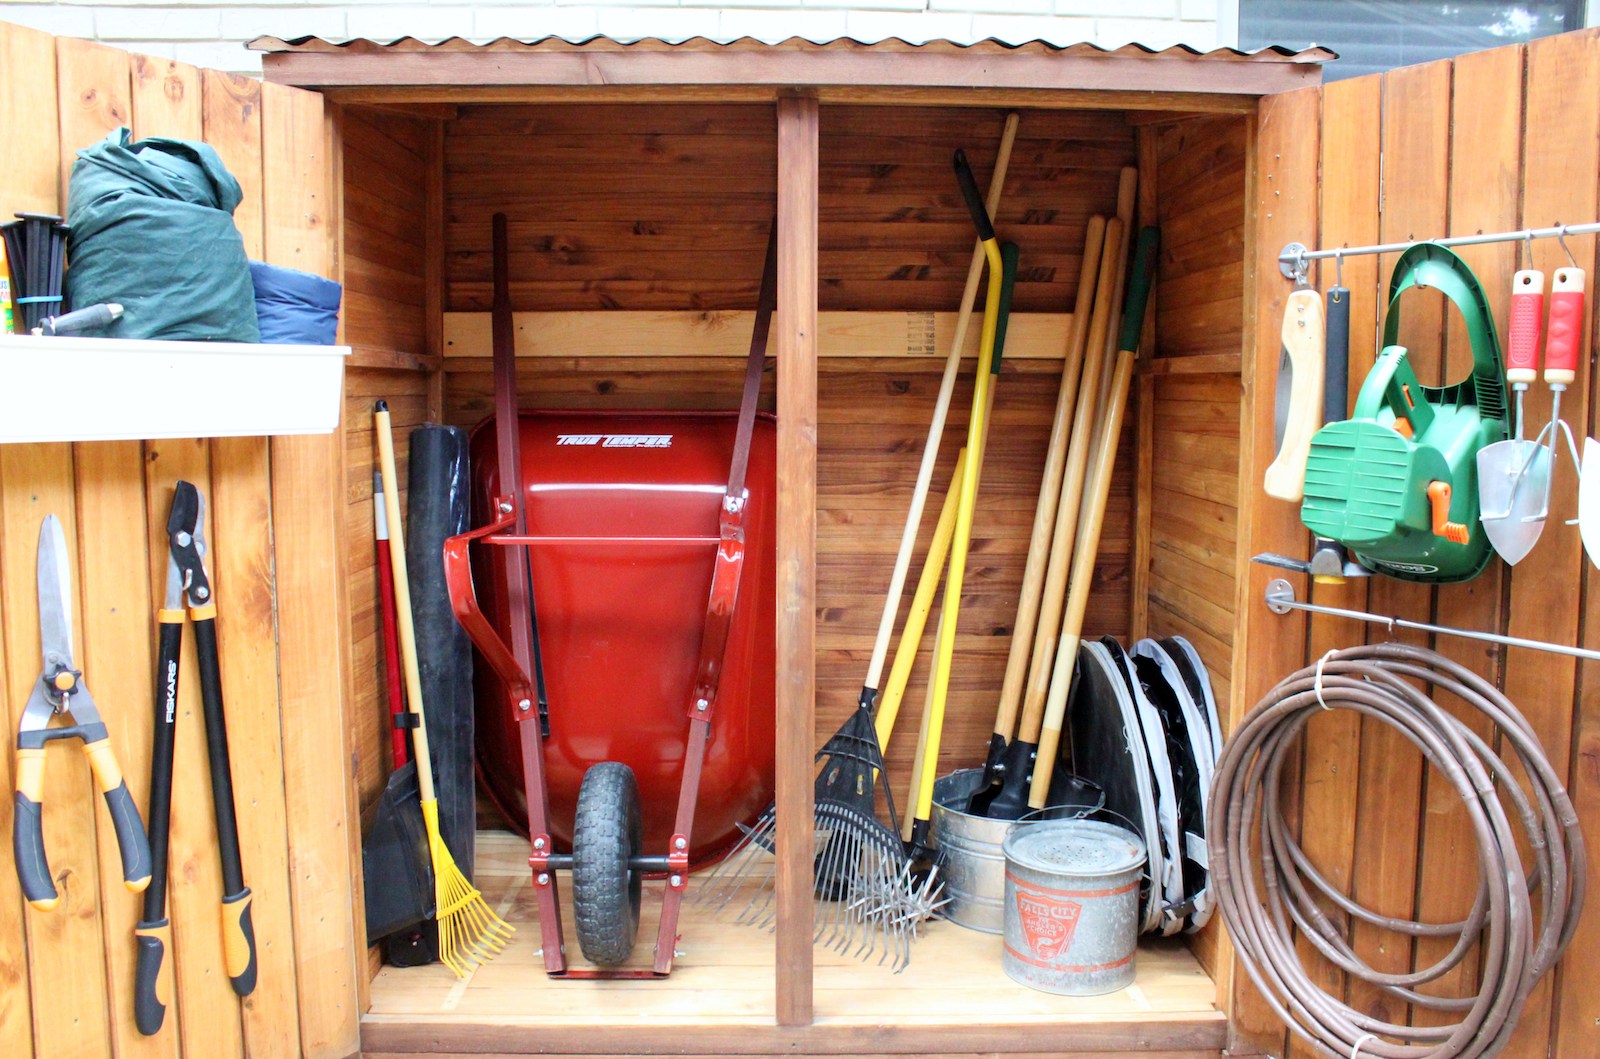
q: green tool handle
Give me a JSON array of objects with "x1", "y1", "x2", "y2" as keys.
[
  {"x1": 1354, "y1": 346, "x2": 1435, "y2": 437},
  {"x1": 992, "y1": 242, "x2": 1019, "y2": 372},
  {"x1": 1118, "y1": 227, "x2": 1162, "y2": 354},
  {"x1": 1383, "y1": 243, "x2": 1505, "y2": 414}
]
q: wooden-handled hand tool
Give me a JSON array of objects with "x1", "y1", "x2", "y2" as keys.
[
  {"x1": 1029, "y1": 226, "x2": 1160, "y2": 808},
  {"x1": 136, "y1": 481, "x2": 257, "y2": 1035},
  {"x1": 1264, "y1": 280, "x2": 1327, "y2": 501},
  {"x1": 13, "y1": 515, "x2": 152, "y2": 914}
]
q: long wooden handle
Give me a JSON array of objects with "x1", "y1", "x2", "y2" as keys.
[
  {"x1": 861, "y1": 113, "x2": 1020, "y2": 697},
  {"x1": 375, "y1": 402, "x2": 437, "y2": 804},
  {"x1": 1013, "y1": 217, "x2": 1126, "y2": 744},
  {"x1": 991, "y1": 216, "x2": 1107, "y2": 744},
  {"x1": 1029, "y1": 349, "x2": 1137, "y2": 807}
]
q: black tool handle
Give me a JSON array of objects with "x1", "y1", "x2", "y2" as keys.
[
  {"x1": 953, "y1": 149, "x2": 996, "y2": 243},
  {"x1": 133, "y1": 917, "x2": 172, "y2": 1035},
  {"x1": 193, "y1": 614, "x2": 258, "y2": 996},
  {"x1": 83, "y1": 737, "x2": 154, "y2": 893},
  {"x1": 1324, "y1": 285, "x2": 1351, "y2": 424},
  {"x1": 146, "y1": 618, "x2": 181, "y2": 914}
]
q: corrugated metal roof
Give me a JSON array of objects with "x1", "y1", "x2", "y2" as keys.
[{"x1": 248, "y1": 34, "x2": 1334, "y2": 64}]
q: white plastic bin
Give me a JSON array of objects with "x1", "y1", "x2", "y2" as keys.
[{"x1": 0, "y1": 334, "x2": 350, "y2": 443}]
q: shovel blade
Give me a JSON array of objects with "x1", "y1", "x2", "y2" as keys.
[
  {"x1": 1581, "y1": 438, "x2": 1600, "y2": 570},
  {"x1": 1477, "y1": 440, "x2": 1550, "y2": 565}
]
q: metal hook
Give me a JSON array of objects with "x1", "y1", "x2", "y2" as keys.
[
  {"x1": 1294, "y1": 248, "x2": 1310, "y2": 287},
  {"x1": 1334, "y1": 248, "x2": 1345, "y2": 292},
  {"x1": 1523, "y1": 230, "x2": 1535, "y2": 270},
  {"x1": 1557, "y1": 224, "x2": 1578, "y2": 269}
]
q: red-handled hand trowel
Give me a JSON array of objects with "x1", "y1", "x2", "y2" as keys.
[{"x1": 1477, "y1": 268, "x2": 1550, "y2": 565}]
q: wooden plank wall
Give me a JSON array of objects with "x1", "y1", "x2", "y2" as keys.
[
  {"x1": 1232, "y1": 29, "x2": 1600, "y2": 1059},
  {"x1": 442, "y1": 104, "x2": 1135, "y2": 314},
  {"x1": 0, "y1": 23, "x2": 359, "y2": 1059},
  {"x1": 436, "y1": 100, "x2": 1138, "y2": 808},
  {"x1": 336, "y1": 104, "x2": 443, "y2": 846},
  {"x1": 1136, "y1": 112, "x2": 1248, "y2": 989}
]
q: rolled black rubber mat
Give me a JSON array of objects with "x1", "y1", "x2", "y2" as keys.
[{"x1": 407, "y1": 425, "x2": 476, "y2": 880}]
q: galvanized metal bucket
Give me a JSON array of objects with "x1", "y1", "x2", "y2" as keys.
[
  {"x1": 1001, "y1": 819, "x2": 1146, "y2": 995},
  {"x1": 929, "y1": 769, "x2": 1103, "y2": 934}
]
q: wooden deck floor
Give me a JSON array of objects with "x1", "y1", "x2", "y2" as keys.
[{"x1": 363, "y1": 830, "x2": 1226, "y2": 1056}]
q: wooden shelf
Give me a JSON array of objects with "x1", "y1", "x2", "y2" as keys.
[{"x1": 361, "y1": 831, "x2": 1225, "y2": 1057}]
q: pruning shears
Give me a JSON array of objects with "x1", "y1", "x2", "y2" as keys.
[
  {"x1": 134, "y1": 481, "x2": 257, "y2": 1036},
  {"x1": 13, "y1": 514, "x2": 153, "y2": 911}
]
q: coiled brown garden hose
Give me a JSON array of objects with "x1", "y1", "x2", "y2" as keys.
[{"x1": 1212, "y1": 643, "x2": 1585, "y2": 1059}]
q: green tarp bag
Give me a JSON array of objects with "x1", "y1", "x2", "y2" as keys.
[{"x1": 65, "y1": 127, "x2": 258, "y2": 342}]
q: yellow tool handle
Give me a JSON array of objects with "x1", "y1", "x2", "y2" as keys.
[
  {"x1": 83, "y1": 737, "x2": 153, "y2": 893},
  {"x1": 913, "y1": 236, "x2": 1004, "y2": 826},
  {"x1": 875, "y1": 447, "x2": 967, "y2": 749}
]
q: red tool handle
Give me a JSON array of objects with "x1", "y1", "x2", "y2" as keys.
[
  {"x1": 1507, "y1": 269, "x2": 1544, "y2": 384},
  {"x1": 373, "y1": 473, "x2": 409, "y2": 768},
  {"x1": 1547, "y1": 268, "x2": 1586, "y2": 386}
]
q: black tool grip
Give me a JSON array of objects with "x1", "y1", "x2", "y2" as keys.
[
  {"x1": 133, "y1": 918, "x2": 171, "y2": 1035},
  {"x1": 952, "y1": 149, "x2": 995, "y2": 244},
  {"x1": 222, "y1": 889, "x2": 259, "y2": 996},
  {"x1": 103, "y1": 779, "x2": 154, "y2": 891},
  {"x1": 13, "y1": 790, "x2": 57, "y2": 910},
  {"x1": 84, "y1": 738, "x2": 153, "y2": 892},
  {"x1": 1324, "y1": 286, "x2": 1351, "y2": 424}
]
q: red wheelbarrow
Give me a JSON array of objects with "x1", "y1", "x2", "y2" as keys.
[{"x1": 442, "y1": 215, "x2": 777, "y2": 978}]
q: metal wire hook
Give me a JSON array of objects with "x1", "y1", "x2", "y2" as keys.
[
  {"x1": 1334, "y1": 247, "x2": 1345, "y2": 293},
  {"x1": 1523, "y1": 230, "x2": 1535, "y2": 270},
  {"x1": 1557, "y1": 223, "x2": 1578, "y2": 268}
]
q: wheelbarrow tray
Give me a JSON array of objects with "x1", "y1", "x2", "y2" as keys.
[{"x1": 469, "y1": 409, "x2": 778, "y2": 868}]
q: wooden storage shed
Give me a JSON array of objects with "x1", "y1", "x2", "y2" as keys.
[{"x1": 2, "y1": 22, "x2": 1598, "y2": 1059}]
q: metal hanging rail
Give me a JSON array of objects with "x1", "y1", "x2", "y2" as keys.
[
  {"x1": 1263, "y1": 578, "x2": 1600, "y2": 662},
  {"x1": 1278, "y1": 220, "x2": 1600, "y2": 279}
]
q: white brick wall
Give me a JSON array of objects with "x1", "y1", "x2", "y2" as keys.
[{"x1": 0, "y1": 0, "x2": 1226, "y2": 75}]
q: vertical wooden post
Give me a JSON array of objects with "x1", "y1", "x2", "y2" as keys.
[
  {"x1": 264, "y1": 80, "x2": 362, "y2": 1059},
  {"x1": 1227, "y1": 83, "x2": 1321, "y2": 1059},
  {"x1": 774, "y1": 92, "x2": 818, "y2": 1028}
]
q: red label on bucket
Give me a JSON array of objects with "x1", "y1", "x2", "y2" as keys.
[{"x1": 1016, "y1": 888, "x2": 1083, "y2": 960}]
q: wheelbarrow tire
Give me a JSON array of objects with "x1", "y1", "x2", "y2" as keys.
[{"x1": 572, "y1": 761, "x2": 643, "y2": 966}]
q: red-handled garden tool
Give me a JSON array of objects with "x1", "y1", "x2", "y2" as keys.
[
  {"x1": 1478, "y1": 267, "x2": 1551, "y2": 564},
  {"x1": 1519, "y1": 265, "x2": 1587, "y2": 543}
]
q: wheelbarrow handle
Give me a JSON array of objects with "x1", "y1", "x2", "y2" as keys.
[{"x1": 443, "y1": 510, "x2": 538, "y2": 713}]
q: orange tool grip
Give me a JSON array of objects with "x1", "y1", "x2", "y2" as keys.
[{"x1": 1428, "y1": 482, "x2": 1470, "y2": 545}]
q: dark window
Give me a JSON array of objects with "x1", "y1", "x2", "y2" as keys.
[{"x1": 1239, "y1": 1, "x2": 1588, "y2": 81}]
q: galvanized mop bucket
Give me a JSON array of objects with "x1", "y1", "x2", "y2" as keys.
[
  {"x1": 1001, "y1": 818, "x2": 1145, "y2": 995},
  {"x1": 930, "y1": 768, "x2": 1104, "y2": 934}
]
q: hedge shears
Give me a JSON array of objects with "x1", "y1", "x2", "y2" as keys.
[{"x1": 13, "y1": 514, "x2": 152, "y2": 911}]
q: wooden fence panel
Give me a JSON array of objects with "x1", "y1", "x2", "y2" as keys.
[
  {"x1": 1, "y1": 25, "x2": 351, "y2": 1059},
  {"x1": 1239, "y1": 28, "x2": 1600, "y2": 1059}
]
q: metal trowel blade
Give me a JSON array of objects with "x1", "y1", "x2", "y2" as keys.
[
  {"x1": 1477, "y1": 439, "x2": 1550, "y2": 565},
  {"x1": 1580, "y1": 437, "x2": 1600, "y2": 570}
]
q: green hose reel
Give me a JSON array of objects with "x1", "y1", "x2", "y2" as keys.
[{"x1": 1300, "y1": 244, "x2": 1508, "y2": 583}]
